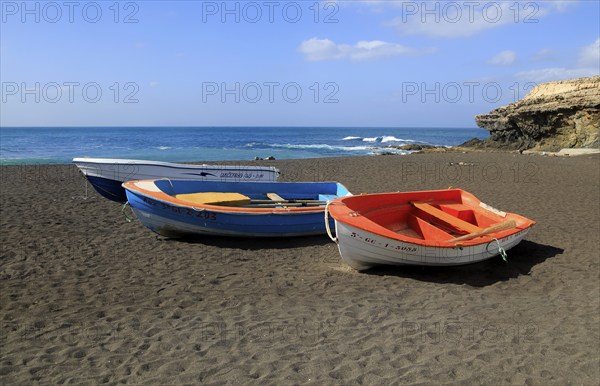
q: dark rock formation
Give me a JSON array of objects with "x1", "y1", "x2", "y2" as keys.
[
  {"x1": 391, "y1": 144, "x2": 438, "y2": 151},
  {"x1": 465, "y1": 76, "x2": 599, "y2": 151}
]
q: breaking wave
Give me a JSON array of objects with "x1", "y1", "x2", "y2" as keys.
[
  {"x1": 267, "y1": 143, "x2": 373, "y2": 151},
  {"x1": 342, "y1": 135, "x2": 417, "y2": 143}
]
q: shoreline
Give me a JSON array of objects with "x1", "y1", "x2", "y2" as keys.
[
  {"x1": 1, "y1": 152, "x2": 599, "y2": 384},
  {"x1": 3, "y1": 145, "x2": 599, "y2": 167}
]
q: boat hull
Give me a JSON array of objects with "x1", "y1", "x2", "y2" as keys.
[
  {"x1": 73, "y1": 157, "x2": 280, "y2": 203},
  {"x1": 124, "y1": 180, "x2": 350, "y2": 238},
  {"x1": 334, "y1": 221, "x2": 531, "y2": 270},
  {"x1": 85, "y1": 175, "x2": 129, "y2": 202}
]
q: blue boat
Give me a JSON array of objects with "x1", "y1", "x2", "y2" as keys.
[
  {"x1": 73, "y1": 157, "x2": 280, "y2": 203},
  {"x1": 123, "y1": 179, "x2": 351, "y2": 237}
]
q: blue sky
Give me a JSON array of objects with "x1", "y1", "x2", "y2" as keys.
[{"x1": 1, "y1": 0, "x2": 599, "y2": 127}]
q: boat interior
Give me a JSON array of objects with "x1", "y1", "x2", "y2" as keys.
[
  {"x1": 362, "y1": 200, "x2": 502, "y2": 241},
  {"x1": 135, "y1": 180, "x2": 347, "y2": 208},
  {"x1": 172, "y1": 191, "x2": 337, "y2": 208}
]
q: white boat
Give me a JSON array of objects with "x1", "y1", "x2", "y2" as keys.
[
  {"x1": 73, "y1": 157, "x2": 280, "y2": 202},
  {"x1": 326, "y1": 189, "x2": 536, "y2": 270}
]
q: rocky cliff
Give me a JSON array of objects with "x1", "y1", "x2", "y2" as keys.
[{"x1": 468, "y1": 76, "x2": 599, "y2": 151}]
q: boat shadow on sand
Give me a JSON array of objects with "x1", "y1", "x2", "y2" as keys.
[
  {"x1": 158, "y1": 236, "x2": 562, "y2": 288},
  {"x1": 162, "y1": 234, "x2": 332, "y2": 250},
  {"x1": 363, "y1": 240, "x2": 564, "y2": 287}
]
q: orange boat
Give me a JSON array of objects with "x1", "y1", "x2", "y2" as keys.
[{"x1": 326, "y1": 189, "x2": 536, "y2": 270}]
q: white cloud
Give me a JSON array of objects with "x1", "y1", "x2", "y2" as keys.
[
  {"x1": 578, "y1": 38, "x2": 600, "y2": 68},
  {"x1": 516, "y1": 67, "x2": 598, "y2": 83},
  {"x1": 531, "y1": 48, "x2": 556, "y2": 62},
  {"x1": 298, "y1": 38, "x2": 435, "y2": 61},
  {"x1": 488, "y1": 50, "x2": 517, "y2": 66},
  {"x1": 516, "y1": 39, "x2": 600, "y2": 83},
  {"x1": 384, "y1": 1, "x2": 573, "y2": 38},
  {"x1": 386, "y1": 2, "x2": 515, "y2": 38},
  {"x1": 547, "y1": 1, "x2": 579, "y2": 12},
  {"x1": 149, "y1": 81, "x2": 159, "y2": 87}
]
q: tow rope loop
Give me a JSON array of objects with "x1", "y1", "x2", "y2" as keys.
[
  {"x1": 492, "y1": 238, "x2": 508, "y2": 262},
  {"x1": 324, "y1": 201, "x2": 338, "y2": 244},
  {"x1": 122, "y1": 201, "x2": 134, "y2": 223}
]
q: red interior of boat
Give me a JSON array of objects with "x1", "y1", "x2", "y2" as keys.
[{"x1": 363, "y1": 201, "x2": 498, "y2": 241}]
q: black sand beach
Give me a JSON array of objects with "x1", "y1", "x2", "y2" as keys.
[{"x1": 1, "y1": 152, "x2": 599, "y2": 384}]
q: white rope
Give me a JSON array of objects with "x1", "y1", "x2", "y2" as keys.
[
  {"x1": 324, "y1": 201, "x2": 338, "y2": 244},
  {"x1": 491, "y1": 238, "x2": 508, "y2": 262},
  {"x1": 122, "y1": 201, "x2": 134, "y2": 223},
  {"x1": 71, "y1": 172, "x2": 91, "y2": 200}
]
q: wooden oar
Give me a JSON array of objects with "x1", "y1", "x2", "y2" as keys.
[
  {"x1": 245, "y1": 202, "x2": 325, "y2": 208},
  {"x1": 449, "y1": 220, "x2": 517, "y2": 242},
  {"x1": 250, "y1": 199, "x2": 326, "y2": 205}
]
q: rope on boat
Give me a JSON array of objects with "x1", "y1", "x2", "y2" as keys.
[
  {"x1": 324, "y1": 201, "x2": 338, "y2": 244},
  {"x1": 122, "y1": 201, "x2": 134, "y2": 223},
  {"x1": 79, "y1": 174, "x2": 89, "y2": 199},
  {"x1": 491, "y1": 238, "x2": 508, "y2": 262}
]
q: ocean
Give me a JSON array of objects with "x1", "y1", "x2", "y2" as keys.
[{"x1": 0, "y1": 127, "x2": 488, "y2": 165}]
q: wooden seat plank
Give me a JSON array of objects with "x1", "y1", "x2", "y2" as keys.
[
  {"x1": 175, "y1": 192, "x2": 251, "y2": 206},
  {"x1": 411, "y1": 201, "x2": 482, "y2": 233}
]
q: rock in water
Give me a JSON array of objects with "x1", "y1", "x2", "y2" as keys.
[{"x1": 470, "y1": 76, "x2": 599, "y2": 151}]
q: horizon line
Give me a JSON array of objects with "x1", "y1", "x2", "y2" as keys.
[{"x1": 0, "y1": 125, "x2": 482, "y2": 130}]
